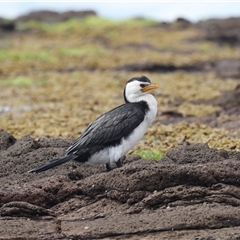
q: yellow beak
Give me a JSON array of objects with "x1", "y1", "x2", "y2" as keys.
[{"x1": 141, "y1": 84, "x2": 159, "y2": 92}]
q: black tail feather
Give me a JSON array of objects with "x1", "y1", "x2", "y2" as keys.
[{"x1": 28, "y1": 155, "x2": 77, "y2": 173}]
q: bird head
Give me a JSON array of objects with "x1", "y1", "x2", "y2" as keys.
[{"x1": 123, "y1": 76, "x2": 159, "y2": 103}]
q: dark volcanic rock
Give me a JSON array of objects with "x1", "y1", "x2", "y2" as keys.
[
  {"x1": 0, "y1": 130, "x2": 16, "y2": 151},
  {"x1": 58, "y1": 10, "x2": 97, "y2": 21},
  {"x1": 215, "y1": 58, "x2": 240, "y2": 79},
  {"x1": 197, "y1": 17, "x2": 240, "y2": 46},
  {"x1": 116, "y1": 61, "x2": 209, "y2": 73},
  {"x1": 160, "y1": 79, "x2": 240, "y2": 130},
  {"x1": 149, "y1": 17, "x2": 192, "y2": 30},
  {"x1": 16, "y1": 10, "x2": 60, "y2": 23},
  {"x1": 1, "y1": 131, "x2": 240, "y2": 239},
  {"x1": 209, "y1": 84, "x2": 240, "y2": 111},
  {"x1": 15, "y1": 10, "x2": 97, "y2": 23},
  {"x1": 160, "y1": 111, "x2": 240, "y2": 133},
  {"x1": 117, "y1": 58, "x2": 240, "y2": 78},
  {"x1": 160, "y1": 83, "x2": 240, "y2": 130},
  {"x1": 162, "y1": 143, "x2": 226, "y2": 164},
  {"x1": 0, "y1": 18, "x2": 15, "y2": 31},
  {"x1": 173, "y1": 17, "x2": 192, "y2": 29}
]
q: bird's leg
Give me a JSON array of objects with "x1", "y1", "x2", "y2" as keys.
[
  {"x1": 106, "y1": 155, "x2": 125, "y2": 171},
  {"x1": 106, "y1": 163, "x2": 112, "y2": 171},
  {"x1": 116, "y1": 155, "x2": 125, "y2": 168},
  {"x1": 116, "y1": 159, "x2": 123, "y2": 168}
]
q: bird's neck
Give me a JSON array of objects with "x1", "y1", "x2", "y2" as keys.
[
  {"x1": 127, "y1": 93, "x2": 158, "y2": 124},
  {"x1": 142, "y1": 94, "x2": 158, "y2": 125},
  {"x1": 126, "y1": 93, "x2": 155, "y2": 104}
]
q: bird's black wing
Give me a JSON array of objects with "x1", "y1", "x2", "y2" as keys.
[{"x1": 66, "y1": 102, "x2": 148, "y2": 155}]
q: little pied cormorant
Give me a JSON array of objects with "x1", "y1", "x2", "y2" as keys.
[{"x1": 29, "y1": 76, "x2": 158, "y2": 173}]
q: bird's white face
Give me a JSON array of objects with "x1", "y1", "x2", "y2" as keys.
[{"x1": 124, "y1": 79, "x2": 159, "y2": 103}]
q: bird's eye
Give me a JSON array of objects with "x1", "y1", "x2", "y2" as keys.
[{"x1": 140, "y1": 84, "x2": 148, "y2": 88}]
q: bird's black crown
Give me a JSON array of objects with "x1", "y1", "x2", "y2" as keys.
[{"x1": 127, "y1": 76, "x2": 151, "y2": 84}]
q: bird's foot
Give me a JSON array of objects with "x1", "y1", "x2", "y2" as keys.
[
  {"x1": 106, "y1": 163, "x2": 112, "y2": 171},
  {"x1": 106, "y1": 156, "x2": 125, "y2": 171},
  {"x1": 116, "y1": 155, "x2": 125, "y2": 168}
]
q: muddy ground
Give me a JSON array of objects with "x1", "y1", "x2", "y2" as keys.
[{"x1": 1, "y1": 10, "x2": 240, "y2": 240}]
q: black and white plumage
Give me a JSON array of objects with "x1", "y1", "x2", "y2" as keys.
[{"x1": 29, "y1": 76, "x2": 158, "y2": 173}]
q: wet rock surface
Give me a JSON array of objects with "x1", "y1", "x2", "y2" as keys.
[{"x1": 1, "y1": 131, "x2": 240, "y2": 239}]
